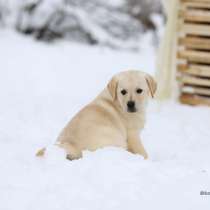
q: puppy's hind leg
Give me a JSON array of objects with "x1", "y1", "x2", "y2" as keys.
[{"x1": 58, "y1": 142, "x2": 82, "y2": 160}]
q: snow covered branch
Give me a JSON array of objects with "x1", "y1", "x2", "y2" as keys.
[{"x1": 0, "y1": 0, "x2": 163, "y2": 49}]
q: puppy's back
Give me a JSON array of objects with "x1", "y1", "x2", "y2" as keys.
[{"x1": 57, "y1": 95, "x2": 127, "y2": 153}]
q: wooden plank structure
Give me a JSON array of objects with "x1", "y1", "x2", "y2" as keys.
[{"x1": 177, "y1": 0, "x2": 210, "y2": 106}]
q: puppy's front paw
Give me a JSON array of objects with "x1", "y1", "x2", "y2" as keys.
[{"x1": 143, "y1": 153, "x2": 148, "y2": 160}]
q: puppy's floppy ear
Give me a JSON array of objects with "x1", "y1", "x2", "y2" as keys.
[
  {"x1": 107, "y1": 76, "x2": 118, "y2": 100},
  {"x1": 145, "y1": 74, "x2": 157, "y2": 98}
]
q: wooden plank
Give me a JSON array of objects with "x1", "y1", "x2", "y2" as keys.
[
  {"x1": 178, "y1": 50, "x2": 210, "y2": 64},
  {"x1": 181, "y1": 0, "x2": 210, "y2": 3},
  {"x1": 180, "y1": 93, "x2": 210, "y2": 106},
  {"x1": 178, "y1": 64, "x2": 210, "y2": 77},
  {"x1": 180, "y1": 23, "x2": 210, "y2": 36},
  {"x1": 179, "y1": 9, "x2": 210, "y2": 23},
  {"x1": 182, "y1": 86, "x2": 210, "y2": 95},
  {"x1": 182, "y1": 2, "x2": 210, "y2": 9},
  {"x1": 178, "y1": 36, "x2": 210, "y2": 50},
  {"x1": 180, "y1": 74, "x2": 210, "y2": 86}
]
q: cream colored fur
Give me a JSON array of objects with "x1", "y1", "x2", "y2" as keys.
[{"x1": 55, "y1": 70, "x2": 157, "y2": 160}]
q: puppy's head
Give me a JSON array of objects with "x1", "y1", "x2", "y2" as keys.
[{"x1": 107, "y1": 70, "x2": 157, "y2": 113}]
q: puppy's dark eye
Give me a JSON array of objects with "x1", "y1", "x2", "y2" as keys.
[
  {"x1": 121, "y1": 89, "x2": 127, "y2": 95},
  {"x1": 136, "y1": 88, "x2": 143, "y2": 94}
]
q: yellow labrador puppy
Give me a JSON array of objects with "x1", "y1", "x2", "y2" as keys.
[{"x1": 56, "y1": 70, "x2": 157, "y2": 160}]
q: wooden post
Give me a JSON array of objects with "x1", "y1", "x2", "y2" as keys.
[{"x1": 177, "y1": 0, "x2": 210, "y2": 106}]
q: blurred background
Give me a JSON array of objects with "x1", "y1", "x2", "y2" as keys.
[{"x1": 0, "y1": 0, "x2": 163, "y2": 49}]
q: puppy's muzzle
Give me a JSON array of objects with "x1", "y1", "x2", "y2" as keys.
[{"x1": 127, "y1": 101, "x2": 136, "y2": 113}]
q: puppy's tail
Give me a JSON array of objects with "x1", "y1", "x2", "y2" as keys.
[{"x1": 35, "y1": 147, "x2": 46, "y2": 157}]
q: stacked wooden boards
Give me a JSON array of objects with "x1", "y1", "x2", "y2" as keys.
[{"x1": 177, "y1": 0, "x2": 210, "y2": 106}]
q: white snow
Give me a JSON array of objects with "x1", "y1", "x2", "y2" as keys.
[{"x1": 0, "y1": 30, "x2": 210, "y2": 210}]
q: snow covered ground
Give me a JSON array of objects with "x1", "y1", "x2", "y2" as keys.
[{"x1": 0, "y1": 30, "x2": 210, "y2": 210}]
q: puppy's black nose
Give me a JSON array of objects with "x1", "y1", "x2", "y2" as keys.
[{"x1": 127, "y1": 101, "x2": 135, "y2": 109}]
